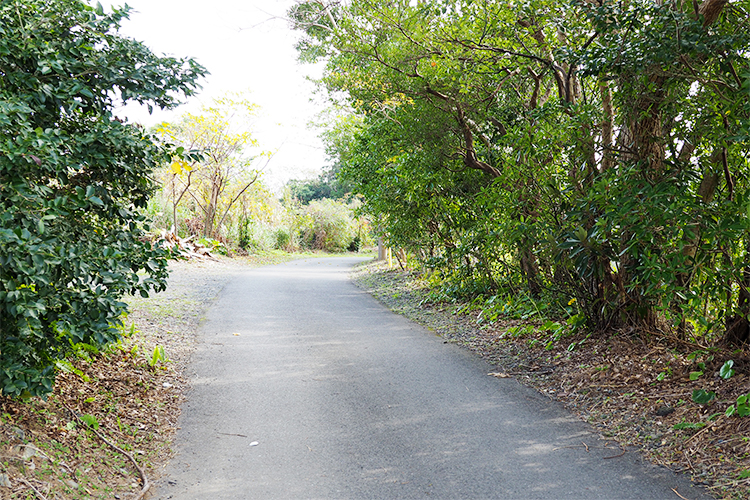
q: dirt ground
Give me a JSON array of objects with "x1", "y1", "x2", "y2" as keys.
[
  {"x1": 0, "y1": 255, "x2": 747, "y2": 499},
  {"x1": 349, "y1": 261, "x2": 750, "y2": 500}
]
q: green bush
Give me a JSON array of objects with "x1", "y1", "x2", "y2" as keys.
[
  {"x1": 274, "y1": 228, "x2": 293, "y2": 251},
  {"x1": 0, "y1": 0, "x2": 204, "y2": 397},
  {"x1": 238, "y1": 218, "x2": 276, "y2": 252},
  {"x1": 299, "y1": 199, "x2": 358, "y2": 252}
]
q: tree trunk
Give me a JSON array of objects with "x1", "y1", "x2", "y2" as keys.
[
  {"x1": 520, "y1": 243, "x2": 542, "y2": 298},
  {"x1": 203, "y1": 175, "x2": 222, "y2": 238},
  {"x1": 600, "y1": 79, "x2": 614, "y2": 172},
  {"x1": 699, "y1": 0, "x2": 729, "y2": 27},
  {"x1": 724, "y1": 236, "x2": 750, "y2": 346}
]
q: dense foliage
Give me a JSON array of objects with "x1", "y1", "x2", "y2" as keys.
[
  {"x1": 0, "y1": 0, "x2": 205, "y2": 397},
  {"x1": 291, "y1": 0, "x2": 750, "y2": 345},
  {"x1": 288, "y1": 113, "x2": 359, "y2": 203},
  {"x1": 287, "y1": 174, "x2": 350, "y2": 204}
]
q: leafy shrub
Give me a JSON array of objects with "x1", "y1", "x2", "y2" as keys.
[
  {"x1": 299, "y1": 199, "x2": 358, "y2": 252},
  {"x1": 0, "y1": 0, "x2": 204, "y2": 397},
  {"x1": 197, "y1": 237, "x2": 229, "y2": 255},
  {"x1": 274, "y1": 228, "x2": 293, "y2": 251},
  {"x1": 238, "y1": 218, "x2": 276, "y2": 252}
]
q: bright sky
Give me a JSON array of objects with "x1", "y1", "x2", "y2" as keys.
[{"x1": 100, "y1": 0, "x2": 328, "y2": 191}]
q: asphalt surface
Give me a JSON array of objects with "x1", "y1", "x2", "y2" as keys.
[{"x1": 152, "y1": 257, "x2": 712, "y2": 500}]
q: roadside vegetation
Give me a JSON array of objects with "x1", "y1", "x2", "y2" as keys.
[
  {"x1": 148, "y1": 91, "x2": 372, "y2": 256},
  {"x1": 290, "y1": 0, "x2": 750, "y2": 348},
  {"x1": 3, "y1": 0, "x2": 750, "y2": 497},
  {"x1": 287, "y1": 0, "x2": 750, "y2": 498}
]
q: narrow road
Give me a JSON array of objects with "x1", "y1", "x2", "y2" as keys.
[{"x1": 153, "y1": 257, "x2": 710, "y2": 500}]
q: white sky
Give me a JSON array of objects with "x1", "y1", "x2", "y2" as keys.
[{"x1": 100, "y1": 0, "x2": 328, "y2": 191}]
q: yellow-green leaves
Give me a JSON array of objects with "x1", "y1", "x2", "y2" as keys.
[
  {"x1": 170, "y1": 159, "x2": 192, "y2": 175},
  {"x1": 154, "y1": 91, "x2": 263, "y2": 239}
]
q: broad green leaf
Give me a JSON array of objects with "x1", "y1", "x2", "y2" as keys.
[
  {"x1": 692, "y1": 389, "x2": 716, "y2": 405},
  {"x1": 719, "y1": 360, "x2": 735, "y2": 380},
  {"x1": 79, "y1": 414, "x2": 99, "y2": 430}
]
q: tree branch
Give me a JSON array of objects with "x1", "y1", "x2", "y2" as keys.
[{"x1": 66, "y1": 406, "x2": 151, "y2": 500}]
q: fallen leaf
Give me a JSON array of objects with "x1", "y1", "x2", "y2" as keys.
[{"x1": 488, "y1": 372, "x2": 510, "y2": 378}]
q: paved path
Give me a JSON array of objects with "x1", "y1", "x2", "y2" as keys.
[{"x1": 153, "y1": 257, "x2": 711, "y2": 499}]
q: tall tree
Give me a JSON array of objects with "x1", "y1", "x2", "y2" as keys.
[{"x1": 292, "y1": 0, "x2": 750, "y2": 343}]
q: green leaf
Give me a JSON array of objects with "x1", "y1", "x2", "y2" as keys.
[
  {"x1": 692, "y1": 389, "x2": 716, "y2": 405},
  {"x1": 79, "y1": 414, "x2": 99, "y2": 430},
  {"x1": 689, "y1": 371, "x2": 703, "y2": 381},
  {"x1": 149, "y1": 345, "x2": 167, "y2": 367},
  {"x1": 719, "y1": 360, "x2": 735, "y2": 380},
  {"x1": 673, "y1": 421, "x2": 706, "y2": 430}
]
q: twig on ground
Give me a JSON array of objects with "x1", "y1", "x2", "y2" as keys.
[
  {"x1": 64, "y1": 405, "x2": 151, "y2": 500},
  {"x1": 684, "y1": 451, "x2": 695, "y2": 472},
  {"x1": 18, "y1": 477, "x2": 48, "y2": 500},
  {"x1": 602, "y1": 444, "x2": 627, "y2": 459},
  {"x1": 685, "y1": 419, "x2": 719, "y2": 445},
  {"x1": 671, "y1": 487, "x2": 691, "y2": 500},
  {"x1": 217, "y1": 432, "x2": 248, "y2": 438}
]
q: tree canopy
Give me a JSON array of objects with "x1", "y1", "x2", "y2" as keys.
[
  {"x1": 0, "y1": 0, "x2": 206, "y2": 397},
  {"x1": 291, "y1": 0, "x2": 750, "y2": 345}
]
